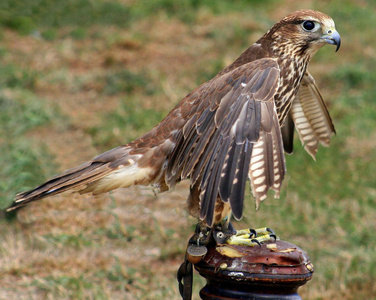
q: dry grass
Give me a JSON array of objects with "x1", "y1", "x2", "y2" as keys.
[{"x1": 1, "y1": 1, "x2": 376, "y2": 299}]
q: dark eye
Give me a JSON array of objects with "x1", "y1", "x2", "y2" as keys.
[{"x1": 303, "y1": 20, "x2": 315, "y2": 31}]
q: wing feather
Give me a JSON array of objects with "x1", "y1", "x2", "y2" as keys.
[
  {"x1": 166, "y1": 58, "x2": 282, "y2": 225},
  {"x1": 199, "y1": 136, "x2": 228, "y2": 223},
  {"x1": 280, "y1": 114, "x2": 295, "y2": 154},
  {"x1": 290, "y1": 72, "x2": 335, "y2": 159},
  {"x1": 229, "y1": 141, "x2": 253, "y2": 220},
  {"x1": 248, "y1": 100, "x2": 285, "y2": 208}
]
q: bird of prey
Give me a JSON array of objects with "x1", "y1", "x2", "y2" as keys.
[{"x1": 8, "y1": 10, "x2": 339, "y2": 244}]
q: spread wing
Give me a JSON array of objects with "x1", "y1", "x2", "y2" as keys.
[
  {"x1": 166, "y1": 58, "x2": 285, "y2": 225},
  {"x1": 282, "y1": 71, "x2": 336, "y2": 159}
]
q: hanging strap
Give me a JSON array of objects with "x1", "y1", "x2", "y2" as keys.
[{"x1": 177, "y1": 258, "x2": 193, "y2": 300}]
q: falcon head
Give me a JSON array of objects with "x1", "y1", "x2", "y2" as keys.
[{"x1": 264, "y1": 10, "x2": 341, "y2": 59}]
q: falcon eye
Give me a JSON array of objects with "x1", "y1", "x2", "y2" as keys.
[{"x1": 302, "y1": 20, "x2": 316, "y2": 31}]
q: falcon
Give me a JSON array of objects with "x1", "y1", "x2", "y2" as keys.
[{"x1": 7, "y1": 10, "x2": 339, "y2": 245}]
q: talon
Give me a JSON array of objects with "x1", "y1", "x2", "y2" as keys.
[
  {"x1": 249, "y1": 229, "x2": 257, "y2": 238},
  {"x1": 266, "y1": 228, "x2": 277, "y2": 240},
  {"x1": 225, "y1": 226, "x2": 278, "y2": 246},
  {"x1": 269, "y1": 234, "x2": 277, "y2": 241},
  {"x1": 251, "y1": 238, "x2": 262, "y2": 247}
]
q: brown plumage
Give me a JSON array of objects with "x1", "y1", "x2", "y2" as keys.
[{"x1": 8, "y1": 10, "x2": 340, "y2": 228}]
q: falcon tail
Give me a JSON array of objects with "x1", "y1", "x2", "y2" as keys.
[{"x1": 7, "y1": 146, "x2": 156, "y2": 212}]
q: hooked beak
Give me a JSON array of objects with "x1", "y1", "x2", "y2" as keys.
[{"x1": 322, "y1": 29, "x2": 341, "y2": 52}]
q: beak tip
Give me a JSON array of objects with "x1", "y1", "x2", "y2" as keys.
[
  {"x1": 331, "y1": 31, "x2": 341, "y2": 52},
  {"x1": 324, "y1": 34, "x2": 341, "y2": 52}
]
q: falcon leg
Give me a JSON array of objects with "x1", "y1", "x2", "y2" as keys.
[
  {"x1": 212, "y1": 218, "x2": 236, "y2": 244},
  {"x1": 226, "y1": 227, "x2": 277, "y2": 246},
  {"x1": 189, "y1": 223, "x2": 212, "y2": 246},
  {"x1": 223, "y1": 218, "x2": 236, "y2": 235}
]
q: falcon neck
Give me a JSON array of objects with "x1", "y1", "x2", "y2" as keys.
[
  {"x1": 261, "y1": 32, "x2": 313, "y2": 125},
  {"x1": 273, "y1": 53, "x2": 309, "y2": 126}
]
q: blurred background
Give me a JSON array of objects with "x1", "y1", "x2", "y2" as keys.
[{"x1": 0, "y1": 0, "x2": 375, "y2": 299}]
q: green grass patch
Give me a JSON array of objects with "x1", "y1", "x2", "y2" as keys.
[
  {"x1": 0, "y1": 91, "x2": 58, "y2": 210},
  {"x1": 0, "y1": 141, "x2": 56, "y2": 210},
  {"x1": 194, "y1": 58, "x2": 226, "y2": 85},
  {"x1": 0, "y1": 64, "x2": 39, "y2": 91},
  {"x1": 0, "y1": 0, "x2": 276, "y2": 36},
  {"x1": 102, "y1": 69, "x2": 156, "y2": 96},
  {"x1": 32, "y1": 275, "x2": 95, "y2": 298},
  {"x1": 328, "y1": 61, "x2": 376, "y2": 137},
  {"x1": 0, "y1": 91, "x2": 51, "y2": 135},
  {"x1": 321, "y1": 0, "x2": 376, "y2": 33},
  {"x1": 0, "y1": 0, "x2": 132, "y2": 34},
  {"x1": 42, "y1": 233, "x2": 94, "y2": 248},
  {"x1": 88, "y1": 98, "x2": 165, "y2": 149},
  {"x1": 130, "y1": 0, "x2": 275, "y2": 23}
]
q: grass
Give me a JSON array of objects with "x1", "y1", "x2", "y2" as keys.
[
  {"x1": 88, "y1": 98, "x2": 166, "y2": 149},
  {"x1": 0, "y1": 0, "x2": 132, "y2": 34},
  {"x1": 0, "y1": 88, "x2": 58, "y2": 209},
  {"x1": 1, "y1": 0, "x2": 376, "y2": 299},
  {"x1": 0, "y1": 0, "x2": 275, "y2": 36}
]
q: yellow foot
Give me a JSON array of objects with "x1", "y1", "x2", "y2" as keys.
[{"x1": 226, "y1": 227, "x2": 277, "y2": 246}]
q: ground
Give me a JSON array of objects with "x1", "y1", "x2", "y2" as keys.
[{"x1": 1, "y1": 0, "x2": 376, "y2": 299}]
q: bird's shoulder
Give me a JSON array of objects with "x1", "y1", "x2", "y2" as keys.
[
  {"x1": 182, "y1": 56, "x2": 281, "y2": 118},
  {"x1": 129, "y1": 55, "x2": 281, "y2": 152}
]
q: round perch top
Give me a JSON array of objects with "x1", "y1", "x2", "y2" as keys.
[{"x1": 195, "y1": 239, "x2": 314, "y2": 296}]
